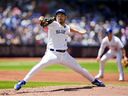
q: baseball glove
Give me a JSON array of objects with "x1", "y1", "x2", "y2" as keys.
[
  {"x1": 121, "y1": 58, "x2": 128, "y2": 68},
  {"x1": 39, "y1": 16, "x2": 55, "y2": 27}
]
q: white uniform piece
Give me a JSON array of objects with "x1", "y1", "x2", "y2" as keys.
[
  {"x1": 96, "y1": 36, "x2": 124, "y2": 80},
  {"x1": 23, "y1": 21, "x2": 94, "y2": 82}
]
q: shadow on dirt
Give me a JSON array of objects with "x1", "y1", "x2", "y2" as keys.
[
  {"x1": 50, "y1": 86, "x2": 95, "y2": 92},
  {"x1": 16, "y1": 86, "x2": 95, "y2": 95}
]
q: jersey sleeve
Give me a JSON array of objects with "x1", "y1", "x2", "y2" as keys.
[
  {"x1": 66, "y1": 25, "x2": 71, "y2": 34},
  {"x1": 98, "y1": 38, "x2": 107, "y2": 57}
]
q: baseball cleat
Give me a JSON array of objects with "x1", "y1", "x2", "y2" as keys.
[
  {"x1": 92, "y1": 79, "x2": 105, "y2": 87},
  {"x1": 119, "y1": 77, "x2": 124, "y2": 81},
  {"x1": 14, "y1": 80, "x2": 26, "y2": 90}
]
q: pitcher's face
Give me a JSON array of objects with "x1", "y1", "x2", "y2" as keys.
[{"x1": 56, "y1": 13, "x2": 66, "y2": 24}]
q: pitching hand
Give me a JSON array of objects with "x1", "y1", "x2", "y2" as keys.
[{"x1": 39, "y1": 16, "x2": 44, "y2": 21}]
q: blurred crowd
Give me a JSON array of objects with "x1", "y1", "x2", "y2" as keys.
[{"x1": 0, "y1": 0, "x2": 128, "y2": 46}]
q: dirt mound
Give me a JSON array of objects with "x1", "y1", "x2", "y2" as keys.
[{"x1": 0, "y1": 85, "x2": 128, "y2": 96}]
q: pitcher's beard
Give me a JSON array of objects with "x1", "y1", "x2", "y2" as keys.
[{"x1": 59, "y1": 21, "x2": 65, "y2": 26}]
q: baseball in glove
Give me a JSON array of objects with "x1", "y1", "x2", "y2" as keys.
[{"x1": 121, "y1": 57, "x2": 128, "y2": 68}]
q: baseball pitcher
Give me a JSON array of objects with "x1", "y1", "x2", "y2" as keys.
[{"x1": 14, "y1": 9, "x2": 105, "y2": 90}]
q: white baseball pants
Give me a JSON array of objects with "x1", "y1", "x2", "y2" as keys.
[
  {"x1": 23, "y1": 49, "x2": 95, "y2": 82},
  {"x1": 98, "y1": 50, "x2": 124, "y2": 80}
]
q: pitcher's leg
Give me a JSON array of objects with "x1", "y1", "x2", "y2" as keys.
[
  {"x1": 14, "y1": 57, "x2": 52, "y2": 90},
  {"x1": 116, "y1": 52, "x2": 124, "y2": 81},
  {"x1": 14, "y1": 50, "x2": 58, "y2": 90},
  {"x1": 62, "y1": 53, "x2": 94, "y2": 82},
  {"x1": 23, "y1": 56, "x2": 52, "y2": 82},
  {"x1": 67, "y1": 62, "x2": 95, "y2": 82},
  {"x1": 61, "y1": 52, "x2": 105, "y2": 87},
  {"x1": 23, "y1": 50, "x2": 58, "y2": 82}
]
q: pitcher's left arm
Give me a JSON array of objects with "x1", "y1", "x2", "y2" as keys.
[{"x1": 70, "y1": 28, "x2": 86, "y2": 35}]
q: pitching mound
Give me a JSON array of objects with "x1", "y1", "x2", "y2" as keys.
[{"x1": 0, "y1": 85, "x2": 128, "y2": 96}]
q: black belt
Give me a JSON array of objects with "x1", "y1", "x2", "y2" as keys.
[{"x1": 50, "y1": 49, "x2": 66, "y2": 53}]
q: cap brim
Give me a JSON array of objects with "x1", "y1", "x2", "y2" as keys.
[{"x1": 56, "y1": 12, "x2": 66, "y2": 16}]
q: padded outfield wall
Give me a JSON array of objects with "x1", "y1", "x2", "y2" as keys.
[{"x1": 0, "y1": 44, "x2": 128, "y2": 58}]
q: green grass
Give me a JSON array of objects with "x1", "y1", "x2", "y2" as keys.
[
  {"x1": 81, "y1": 61, "x2": 128, "y2": 73},
  {"x1": 0, "y1": 60, "x2": 128, "y2": 73},
  {"x1": 0, "y1": 81, "x2": 82, "y2": 89}
]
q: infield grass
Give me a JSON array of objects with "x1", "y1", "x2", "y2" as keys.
[
  {"x1": 0, "y1": 60, "x2": 128, "y2": 73},
  {"x1": 0, "y1": 81, "x2": 82, "y2": 89}
]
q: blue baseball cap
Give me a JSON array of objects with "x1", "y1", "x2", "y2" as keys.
[
  {"x1": 106, "y1": 28, "x2": 112, "y2": 35},
  {"x1": 55, "y1": 9, "x2": 66, "y2": 16}
]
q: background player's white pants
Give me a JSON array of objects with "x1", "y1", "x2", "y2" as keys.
[
  {"x1": 98, "y1": 50, "x2": 124, "y2": 80},
  {"x1": 23, "y1": 49, "x2": 95, "y2": 82}
]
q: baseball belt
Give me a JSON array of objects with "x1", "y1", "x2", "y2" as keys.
[{"x1": 50, "y1": 49, "x2": 66, "y2": 53}]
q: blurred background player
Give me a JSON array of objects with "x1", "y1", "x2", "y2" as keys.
[
  {"x1": 96, "y1": 28, "x2": 127, "y2": 81},
  {"x1": 14, "y1": 9, "x2": 105, "y2": 90}
]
